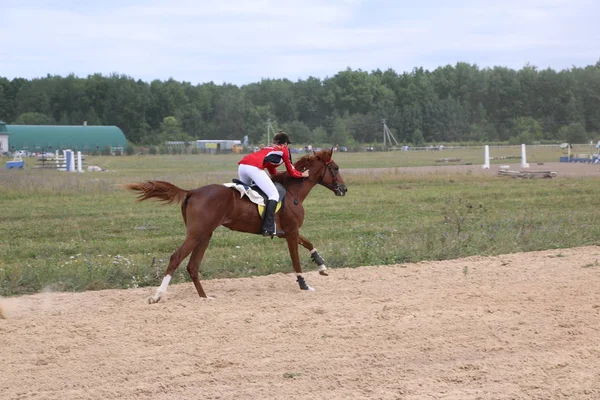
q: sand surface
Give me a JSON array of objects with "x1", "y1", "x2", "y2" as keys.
[{"x1": 2, "y1": 246, "x2": 600, "y2": 400}]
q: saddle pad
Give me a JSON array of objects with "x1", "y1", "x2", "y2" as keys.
[
  {"x1": 224, "y1": 183, "x2": 283, "y2": 216},
  {"x1": 257, "y1": 202, "x2": 283, "y2": 218},
  {"x1": 223, "y1": 183, "x2": 265, "y2": 206}
]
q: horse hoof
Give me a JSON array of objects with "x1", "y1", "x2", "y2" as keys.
[
  {"x1": 319, "y1": 270, "x2": 329, "y2": 276},
  {"x1": 147, "y1": 296, "x2": 160, "y2": 304}
]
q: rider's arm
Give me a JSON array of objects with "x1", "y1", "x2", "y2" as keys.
[{"x1": 282, "y1": 148, "x2": 304, "y2": 178}]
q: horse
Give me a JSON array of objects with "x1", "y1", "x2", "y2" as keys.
[{"x1": 125, "y1": 148, "x2": 347, "y2": 303}]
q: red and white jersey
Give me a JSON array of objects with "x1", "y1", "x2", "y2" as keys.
[{"x1": 239, "y1": 144, "x2": 304, "y2": 178}]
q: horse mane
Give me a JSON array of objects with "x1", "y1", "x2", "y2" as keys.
[{"x1": 293, "y1": 149, "x2": 332, "y2": 171}]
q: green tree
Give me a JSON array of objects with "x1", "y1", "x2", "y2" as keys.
[
  {"x1": 557, "y1": 122, "x2": 588, "y2": 144},
  {"x1": 329, "y1": 116, "x2": 351, "y2": 146},
  {"x1": 311, "y1": 126, "x2": 329, "y2": 146},
  {"x1": 509, "y1": 116, "x2": 543, "y2": 144},
  {"x1": 3, "y1": 60, "x2": 600, "y2": 146},
  {"x1": 14, "y1": 112, "x2": 55, "y2": 125},
  {"x1": 243, "y1": 105, "x2": 273, "y2": 144},
  {"x1": 214, "y1": 87, "x2": 246, "y2": 140},
  {"x1": 281, "y1": 120, "x2": 311, "y2": 144},
  {"x1": 0, "y1": 78, "x2": 14, "y2": 121},
  {"x1": 293, "y1": 77, "x2": 327, "y2": 129},
  {"x1": 411, "y1": 129, "x2": 425, "y2": 146},
  {"x1": 158, "y1": 116, "x2": 191, "y2": 143},
  {"x1": 345, "y1": 113, "x2": 380, "y2": 143}
]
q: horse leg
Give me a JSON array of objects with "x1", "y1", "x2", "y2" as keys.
[
  {"x1": 276, "y1": 232, "x2": 328, "y2": 276},
  {"x1": 285, "y1": 231, "x2": 314, "y2": 291},
  {"x1": 298, "y1": 234, "x2": 328, "y2": 276},
  {"x1": 148, "y1": 236, "x2": 199, "y2": 304},
  {"x1": 185, "y1": 236, "x2": 212, "y2": 299}
]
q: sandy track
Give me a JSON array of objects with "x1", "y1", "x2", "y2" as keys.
[{"x1": 2, "y1": 246, "x2": 600, "y2": 399}]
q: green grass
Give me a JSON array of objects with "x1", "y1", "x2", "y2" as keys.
[{"x1": 1, "y1": 151, "x2": 599, "y2": 296}]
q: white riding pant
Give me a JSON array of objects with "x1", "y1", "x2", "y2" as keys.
[{"x1": 238, "y1": 164, "x2": 279, "y2": 201}]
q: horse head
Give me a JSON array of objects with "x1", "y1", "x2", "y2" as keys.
[{"x1": 296, "y1": 148, "x2": 347, "y2": 196}]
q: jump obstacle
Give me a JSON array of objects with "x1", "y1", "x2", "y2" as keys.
[
  {"x1": 482, "y1": 144, "x2": 529, "y2": 169},
  {"x1": 35, "y1": 150, "x2": 84, "y2": 172},
  {"x1": 57, "y1": 150, "x2": 83, "y2": 172},
  {"x1": 559, "y1": 143, "x2": 600, "y2": 164},
  {"x1": 5, "y1": 154, "x2": 25, "y2": 169}
]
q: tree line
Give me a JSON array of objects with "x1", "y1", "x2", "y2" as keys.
[{"x1": 1, "y1": 60, "x2": 599, "y2": 147}]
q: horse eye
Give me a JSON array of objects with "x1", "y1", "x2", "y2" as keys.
[{"x1": 334, "y1": 167, "x2": 339, "y2": 172}]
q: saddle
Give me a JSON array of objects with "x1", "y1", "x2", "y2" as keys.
[{"x1": 224, "y1": 179, "x2": 286, "y2": 217}]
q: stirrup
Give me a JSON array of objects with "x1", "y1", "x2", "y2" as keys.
[{"x1": 261, "y1": 229, "x2": 275, "y2": 237}]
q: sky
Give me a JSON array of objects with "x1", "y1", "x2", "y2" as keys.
[{"x1": 1, "y1": 0, "x2": 599, "y2": 86}]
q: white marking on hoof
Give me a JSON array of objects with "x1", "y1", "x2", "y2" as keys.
[
  {"x1": 307, "y1": 285, "x2": 315, "y2": 291},
  {"x1": 147, "y1": 275, "x2": 171, "y2": 304},
  {"x1": 318, "y1": 264, "x2": 328, "y2": 275}
]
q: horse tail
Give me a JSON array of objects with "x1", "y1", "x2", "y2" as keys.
[{"x1": 124, "y1": 181, "x2": 189, "y2": 205}]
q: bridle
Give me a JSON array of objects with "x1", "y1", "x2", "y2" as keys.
[{"x1": 308, "y1": 158, "x2": 342, "y2": 194}]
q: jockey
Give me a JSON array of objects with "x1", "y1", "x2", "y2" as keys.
[{"x1": 238, "y1": 131, "x2": 309, "y2": 236}]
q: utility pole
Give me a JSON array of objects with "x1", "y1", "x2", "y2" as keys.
[
  {"x1": 266, "y1": 118, "x2": 277, "y2": 145},
  {"x1": 382, "y1": 118, "x2": 400, "y2": 149}
]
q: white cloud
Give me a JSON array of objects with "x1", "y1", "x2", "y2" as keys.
[{"x1": 0, "y1": 0, "x2": 598, "y2": 84}]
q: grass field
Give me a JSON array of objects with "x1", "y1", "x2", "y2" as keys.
[{"x1": 1, "y1": 147, "x2": 599, "y2": 296}]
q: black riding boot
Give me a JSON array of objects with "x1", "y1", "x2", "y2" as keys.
[{"x1": 261, "y1": 199, "x2": 278, "y2": 236}]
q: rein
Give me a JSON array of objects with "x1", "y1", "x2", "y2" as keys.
[
  {"x1": 284, "y1": 154, "x2": 341, "y2": 205},
  {"x1": 306, "y1": 158, "x2": 339, "y2": 192}
]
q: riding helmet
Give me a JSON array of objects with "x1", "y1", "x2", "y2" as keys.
[{"x1": 273, "y1": 131, "x2": 291, "y2": 145}]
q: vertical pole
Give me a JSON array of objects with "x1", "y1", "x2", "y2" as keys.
[
  {"x1": 520, "y1": 144, "x2": 529, "y2": 168},
  {"x1": 77, "y1": 151, "x2": 83, "y2": 172},
  {"x1": 66, "y1": 150, "x2": 73, "y2": 172},
  {"x1": 482, "y1": 145, "x2": 490, "y2": 169}
]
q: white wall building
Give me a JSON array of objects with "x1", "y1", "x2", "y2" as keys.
[{"x1": 0, "y1": 120, "x2": 9, "y2": 153}]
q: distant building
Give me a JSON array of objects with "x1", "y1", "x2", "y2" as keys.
[
  {"x1": 0, "y1": 121, "x2": 9, "y2": 154},
  {"x1": 195, "y1": 139, "x2": 241, "y2": 152},
  {"x1": 166, "y1": 139, "x2": 242, "y2": 153},
  {"x1": 4, "y1": 124, "x2": 127, "y2": 154}
]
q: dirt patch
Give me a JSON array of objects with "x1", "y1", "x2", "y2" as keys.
[{"x1": 2, "y1": 246, "x2": 600, "y2": 399}]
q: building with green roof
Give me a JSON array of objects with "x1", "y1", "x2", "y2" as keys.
[{"x1": 5, "y1": 124, "x2": 127, "y2": 153}]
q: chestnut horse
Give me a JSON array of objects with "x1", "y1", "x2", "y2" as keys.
[{"x1": 125, "y1": 148, "x2": 347, "y2": 303}]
